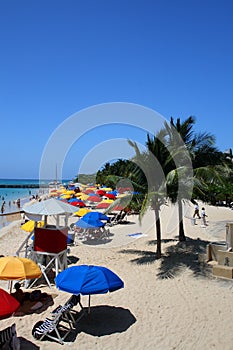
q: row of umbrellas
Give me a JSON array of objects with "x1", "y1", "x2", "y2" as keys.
[{"x1": 49, "y1": 183, "x2": 128, "y2": 211}]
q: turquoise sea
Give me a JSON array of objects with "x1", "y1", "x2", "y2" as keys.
[{"x1": 0, "y1": 179, "x2": 70, "y2": 229}]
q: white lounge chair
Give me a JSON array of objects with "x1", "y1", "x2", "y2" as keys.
[{"x1": 32, "y1": 294, "x2": 85, "y2": 344}]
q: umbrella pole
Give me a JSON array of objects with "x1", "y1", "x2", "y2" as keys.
[
  {"x1": 88, "y1": 295, "x2": 91, "y2": 315},
  {"x1": 9, "y1": 280, "x2": 13, "y2": 293}
]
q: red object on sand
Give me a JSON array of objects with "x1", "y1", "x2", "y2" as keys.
[{"x1": 0, "y1": 288, "x2": 20, "y2": 319}]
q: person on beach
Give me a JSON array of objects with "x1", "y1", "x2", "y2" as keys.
[
  {"x1": 11, "y1": 282, "x2": 28, "y2": 304},
  {"x1": 193, "y1": 202, "x2": 201, "y2": 219},
  {"x1": 1, "y1": 202, "x2": 5, "y2": 214},
  {"x1": 201, "y1": 207, "x2": 208, "y2": 226},
  {"x1": 16, "y1": 198, "x2": 20, "y2": 208}
]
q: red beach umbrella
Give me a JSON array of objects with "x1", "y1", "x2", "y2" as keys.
[
  {"x1": 76, "y1": 201, "x2": 86, "y2": 208},
  {"x1": 96, "y1": 202, "x2": 111, "y2": 209},
  {"x1": 87, "y1": 195, "x2": 101, "y2": 203},
  {"x1": 84, "y1": 189, "x2": 95, "y2": 194},
  {"x1": 96, "y1": 190, "x2": 106, "y2": 196},
  {"x1": 0, "y1": 288, "x2": 20, "y2": 320},
  {"x1": 70, "y1": 201, "x2": 81, "y2": 206},
  {"x1": 113, "y1": 205, "x2": 124, "y2": 211},
  {"x1": 105, "y1": 193, "x2": 116, "y2": 199}
]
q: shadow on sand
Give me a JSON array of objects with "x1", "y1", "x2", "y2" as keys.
[
  {"x1": 77, "y1": 305, "x2": 136, "y2": 336},
  {"x1": 37, "y1": 305, "x2": 136, "y2": 344},
  {"x1": 19, "y1": 337, "x2": 40, "y2": 349},
  {"x1": 120, "y1": 237, "x2": 214, "y2": 279}
]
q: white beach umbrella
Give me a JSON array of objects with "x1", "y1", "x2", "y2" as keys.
[{"x1": 22, "y1": 198, "x2": 78, "y2": 226}]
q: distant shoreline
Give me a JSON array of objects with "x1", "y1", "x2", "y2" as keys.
[{"x1": 0, "y1": 184, "x2": 49, "y2": 188}]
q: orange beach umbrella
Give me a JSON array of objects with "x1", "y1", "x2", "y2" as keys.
[{"x1": 0, "y1": 256, "x2": 42, "y2": 281}]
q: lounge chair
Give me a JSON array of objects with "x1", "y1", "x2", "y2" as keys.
[
  {"x1": 0, "y1": 323, "x2": 20, "y2": 350},
  {"x1": 32, "y1": 294, "x2": 85, "y2": 345},
  {"x1": 107, "y1": 210, "x2": 127, "y2": 226}
]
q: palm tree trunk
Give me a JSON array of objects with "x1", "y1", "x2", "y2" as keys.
[
  {"x1": 154, "y1": 206, "x2": 162, "y2": 258},
  {"x1": 178, "y1": 199, "x2": 186, "y2": 241}
]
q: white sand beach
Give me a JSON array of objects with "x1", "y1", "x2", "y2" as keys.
[{"x1": 0, "y1": 202, "x2": 233, "y2": 349}]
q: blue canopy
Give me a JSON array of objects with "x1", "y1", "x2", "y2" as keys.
[
  {"x1": 82, "y1": 212, "x2": 109, "y2": 222},
  {"x1": 55, "y1": 265, "x2": 124, "y2": 295},
  {"x1": 75, "y1": 218, "x2": 104, "y2": 229},
  {"x1": 107, "y1": 190, "x2": 118, "y2": 196},
  {"x1": 68, "y1": 198, "x2": 78, "y2": 203}
]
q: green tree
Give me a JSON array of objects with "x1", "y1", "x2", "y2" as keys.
[{"x1": 166, "y1": 116, "x2": 226, "y2": 241}]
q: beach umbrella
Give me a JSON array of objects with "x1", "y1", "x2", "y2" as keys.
[
  {"x1": 77, "y1": 202, "x2": 86, "y2": 208},
  {"x1": 82, "y1": 212, "x2": 109, "y2": 222},
  {"x1": 75, "y1": 218, "x2": 105, "y2": 229},
  {"x1": 23, "y1": 198, "x2": 78, "y2": 217},
  {"x1": 55, "y1": 265, "x2": 124, "y2": 314},
  {"x1": 66, "y1": 190, "x2": 75, "y2": 195},
  {"x1": 101, "y1": 199, "x2": 114, "y2": 203},
  {"x1": 68, "y1": 198, "x2": 78, "y2": 203},
  {"x1": 49, "y1": 191, "x2": 59, "y2": 197},
  {"x1": 112, "y1": 205, "x2": 125, "y2": 211},
  {"x1": 74, "y1": 208, "x2": 91, "y2": 217},
  {"x1": 107, "y1": 190, "x2": 118, "y2": 196},
  {"x1": 21, "y1": 220, "x2": 44, "y2": 233},
  {"x1": 87, "y1": 195, "x2": 101, "y2": 203},
  {"x1": 84, "y1": 189, "x2": 95, "y2": 194},
  {"x1": 104, "y1": 193, "x2": 116, "y2": 199},
  {"x1": 96, "y1": 190, "x2": 106, "y2": 196},
  {"x1": 0, "y1": 288, "x2": 20, "y2": 320},
  {"x1": 77, "y1": 194, "x2": 89, "y2": 201},
  {"x1": 0, "y1": 256, "x2": 42, "y2": 281},
  {"x1": 60, "y1": 194, "x2": 71, "y2": 199},
  {"x1": 96, "y1": 202, "x2": 110, "y2": 209},
  {"x1": 69, "y1": 201, "x2": 82, "y2": 207}
]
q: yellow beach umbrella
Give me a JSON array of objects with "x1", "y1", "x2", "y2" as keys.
[
  {"x1": 0, "y1": 256, "x2": 42, "y2": 281},
  {"x1": 49, "y1": 192, "x2": 58, "y2": 197},
  {"x1": 21, "y1": 220, "x2": 44, "y2": 232},
  {"x1": 101, "y1": 199, "x2": 114, "y2": 203},
  {"x1": 75, "y1": 192, "x2": 82, "y2": 197},
  {"x1": 60, "y1": 194, "x2": 71, "y2": 199},
  {"x1": 100, "y1": 187, "x2": 112, "y2": 192},
  {"x1": 74, "y1": 208, "x2": 91, "y2": 217},
  {"x1": 78, "y1": 194, "x2": 89, "y2": 201},
  {"x1": 66, "y1": 190, "x2": 75, "y2": 195}
]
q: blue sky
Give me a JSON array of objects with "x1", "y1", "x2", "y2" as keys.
[{"x1": 0, "y1": 0, "x2": 232, "y2": 180}]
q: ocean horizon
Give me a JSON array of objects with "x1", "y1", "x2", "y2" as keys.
[{"x1": 0, "y1": 178, "x2": 70, "y2": 229}]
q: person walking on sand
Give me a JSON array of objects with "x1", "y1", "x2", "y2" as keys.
[
  {"x1": 201, "y1": 207, "x2": 208, "y2": 226},
  {"x1": 193, "y1": 202, "x2": 201, "y2": 219}
]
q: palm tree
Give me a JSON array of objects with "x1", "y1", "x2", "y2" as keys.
[
  {"x1": 166, "y1": 116, "x2": 225, "y2": 241},
  {"x1": 128, "y1": 129, "x2": 172, "y2": 258}
]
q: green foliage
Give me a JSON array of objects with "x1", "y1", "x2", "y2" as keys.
[{"x1": 74, "y1": 173, "x2": 96, "y2": 185}]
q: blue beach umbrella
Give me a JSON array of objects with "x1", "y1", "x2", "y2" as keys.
[
  {"x1": 68, "y1": 198, "x2": 78, "y2": 203},
  {"x1": 75, "y1": 218, "x2": 104, "y2": 229},
  {"x1": 55, "y1": 265, "x2": 124, "y2": 314},
  {"x1": 107, "y1": 190, "x2": 118, "y2": 196},
  {"x1": 82, "y1": 211, "x2": 109, "y2": 222}
]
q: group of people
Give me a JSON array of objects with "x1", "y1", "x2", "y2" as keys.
[{"x1": 193, "y1": 203, "x2": 208, "y2": 227}]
